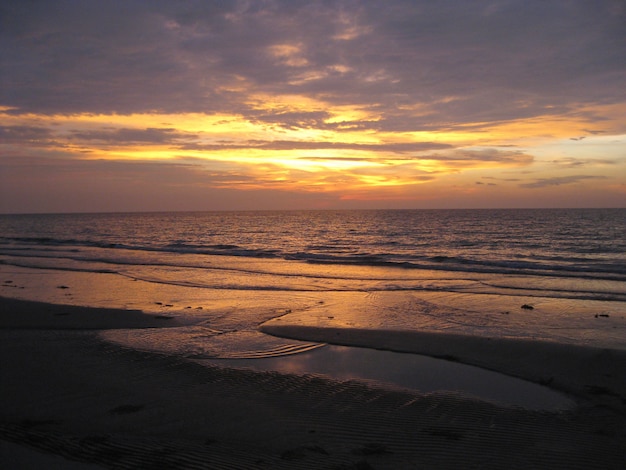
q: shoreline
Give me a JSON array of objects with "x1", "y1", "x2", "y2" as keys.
[
  {"x1": 1, "y1": 296, "x2": 626, "y2": 468},
  {"x1": 0, "y1": 296, "x2": 187, "y2": 330}
]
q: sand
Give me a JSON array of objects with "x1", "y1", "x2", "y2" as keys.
[{"x1": 1, "y1": 296, "x2": 625, "y2": 469}]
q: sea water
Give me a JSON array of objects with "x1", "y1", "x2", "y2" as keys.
[
  {"x1": 1, "y1": 209, "x2": 624, "y2": 406},
  {"x1": 1, "y1": 209, "x2": 624, "y2": 341}
]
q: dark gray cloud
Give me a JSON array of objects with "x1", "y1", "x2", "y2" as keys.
[
  {"x1": 0, "y1": 125, "x2": 54, "y2": 143},
  {"x1": 550, "y1": 157, "x2": 618, "y2": 167},
  {"x1": 1, "y1": 121, "x2": 453, "y2": 154},
  {"x1": 1, "y1": 123, "x2": 198, "y2": 148},
  {"x1": 1, "y1": 0, "x2": 624, "y2": 131},
  {"x1": 520, "y1": 175, "x2": 607, "y2": 189},
  {"x1": 424, "y1": 149, "x2": 534, "y2": 166},
  {"x1": 69, "y1": 127, "x2": 196, "y2": 144},
  {"x1": 181, "y1": 139, "x2": 452, "y2": 153}
]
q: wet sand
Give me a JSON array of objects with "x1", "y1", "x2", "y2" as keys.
[{"x1": 1, "y1": 296, "x2": 625, "y2": 469}]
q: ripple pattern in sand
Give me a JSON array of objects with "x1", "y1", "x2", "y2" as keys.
[
  {"x1": 1, "y1": 331, "x2": 625, "y2": 469},
  {"x1": 102, "y1": 327, "x2": 325, "y2": 360}
]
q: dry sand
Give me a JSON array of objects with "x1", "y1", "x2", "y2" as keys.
[{"x1": 1, "y1": 296, "x2": 625, "y2": 469}]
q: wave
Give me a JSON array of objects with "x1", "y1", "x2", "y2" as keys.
[
  {"x1": 2, "y1": 233, "x2": 625, "y2": 283},
  {"x1": 165, "y1": 242, "x2": 281, "y2": 258},
  {"x1": 1, "y1": 236, "x2": 281, "y2": 259},
  {"x1": 287, "y1": 252, "x2": 626, "y2": 280},
  {"x1": 2, "y1": 258, "x2": 626, "y2": 304}
]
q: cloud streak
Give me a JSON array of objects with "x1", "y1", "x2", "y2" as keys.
[
  {"x1": 181, "y1": 140, "x2": 453, "y2": 153},
  {"x1": 521, "y1": 175, "x2": 607, "y2": 189},
  {"x1": 68, "y1": 128, "x2": 196, "y2": 145}
]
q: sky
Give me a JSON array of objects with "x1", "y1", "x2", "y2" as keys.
[{"x1": 1, "y1": 0, "x2": 625, "y2": 213}]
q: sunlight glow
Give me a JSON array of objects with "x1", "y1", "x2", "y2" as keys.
[{"x1": 1, "y1": 98, "x2": 624, "y2": 207}]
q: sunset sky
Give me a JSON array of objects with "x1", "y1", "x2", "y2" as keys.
[{"x1": 1, "y1": 0, "x2": 625, "y2": 213}]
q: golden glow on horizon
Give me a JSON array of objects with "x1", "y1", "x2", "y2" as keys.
[{"x1": 1, "y1": 101, "x2": 624, "y2": 205}]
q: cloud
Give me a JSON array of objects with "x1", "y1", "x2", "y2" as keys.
[
  {"x1": 0, "y1": 154, "x2": 342, "y2": 213},
  {"x1": 0, "y1": 125, "x2": 54, "y2": 144},
  {"x1": 0, "y1": 152, "x2": 278, "y2": 197},
  {"x1": 423, "y1": 149, "x2": 534, "y2": 167},
  {"x1": 1, "y1": 0, "x2": 624, "y2": 131},
  {"x1": 520, "y1": 175, "x2": 607, "y2": 189},
  {"x1": 1, "y1": 123, "x2": 200, "y2": 151},
  {"x1": 69, "y1": 127, "x2": 196, "y2": 144},
  {"x1": 180, "y1": 139, "x2": 452, "y2": 154},
  {"x1": 248, "y1": 110, "x2": 333, "y2": 130},
  {"x1": 550, "y1": 158, "x2": 618, "y2": 168}
]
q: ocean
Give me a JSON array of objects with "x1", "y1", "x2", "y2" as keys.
[
  {"x1": 1, "y1": 208, "x2": 624, "y2": 407},
  {"x1": 1, "y1": 208, "x2": 624, "y2": 287}
]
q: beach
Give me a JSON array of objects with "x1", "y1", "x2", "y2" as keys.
[
  {"x1": 1, "y1": 293, "x2": 625, "y2": 469},
  {"x1": 1, "y1": 210, "x2": 625, "y2": 468}
]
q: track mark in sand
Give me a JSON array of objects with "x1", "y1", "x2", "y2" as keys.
[
  {"x1": 351, "y1": 442, "x2": 392, "y2": 455},
  {"x1": 332, "y1": 461, "x2": 376, "y2": 470},
  {"x1": 423, "y1": 426, "x2": 464, "y2": 441},
  {"x1": 108, "y1": 404, "x2": 145, "y2": 415},
  {"x1": 1, "y1": 423, "x2": 288, "y2": 470},
  {"x1": 19, "y1": 419, "x2": 62, "y2": 429},
  {"x1": 281, "y1": 445, "x2": 329, "y2": 460},
  {"x1": 79, "y1": 435, "x2": 111, "y2": 445}
]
